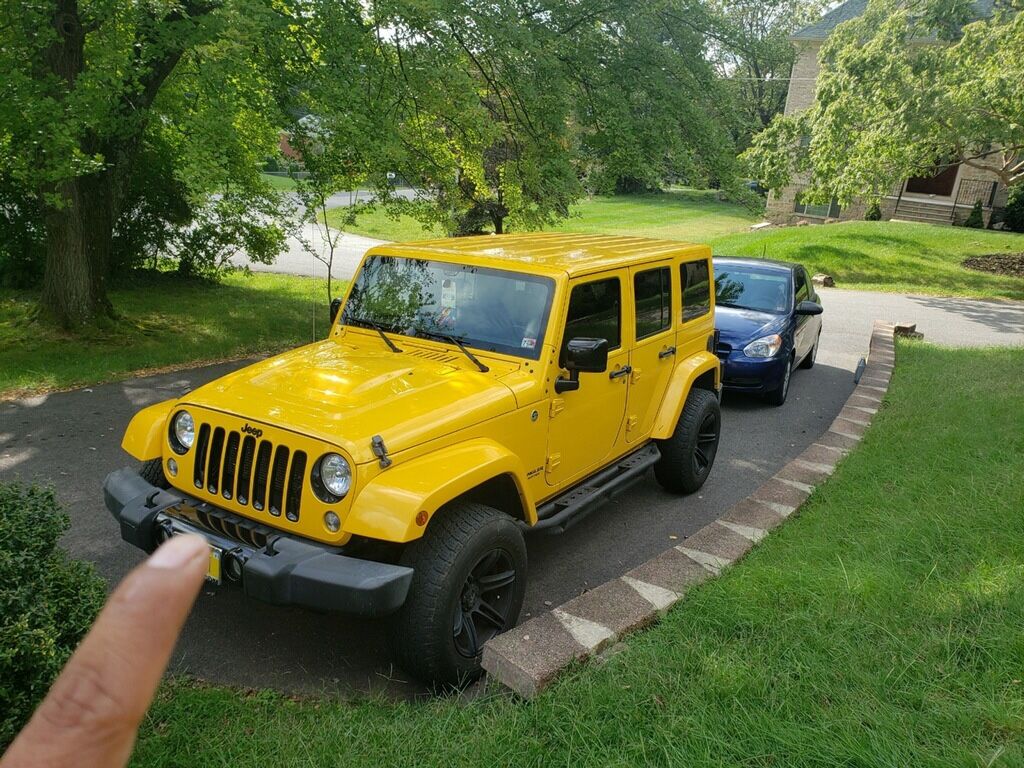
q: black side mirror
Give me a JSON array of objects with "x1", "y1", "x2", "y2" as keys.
[
  {"x1": 795, "y1": 300, "x2": 823, "y2": 316},
  {"x1": 330, "y1": 297, "x2": 343, "y2": 323},
  {"x1": 556, "y1": 337, "x2": 609, "y2": 393}
]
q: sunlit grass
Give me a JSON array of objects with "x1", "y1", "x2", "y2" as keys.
[{"x1": 132, "y1": 342, "x2": 1024, "y2": 767}]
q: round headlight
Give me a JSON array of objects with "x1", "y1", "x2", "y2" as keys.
[
  {"x1": 316, "y1": 453, "x2": 351, "y2": 500},
  {"x1": 170, "y1": 410, "x2": 195, "y2": 453}
]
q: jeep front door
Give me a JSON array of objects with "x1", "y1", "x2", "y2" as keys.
[{"x1": 545, "y1": 273, "x2": 629, "y2": 487}]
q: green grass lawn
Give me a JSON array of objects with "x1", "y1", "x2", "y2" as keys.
[
  {"x1": 261, "y1": 173, "x2": 300, "y2": 191},
  {"x1": 712, "y1": 220, "x2": 1024, "y2": 300},
  {"x1": 332, "y1": 192, "x2": 1024, "y2": 300},
  {"x1": 0, "y1": 271, "x2": 336, "y2": 398},
  {"x1": 132, "y1": 342, "x2": 1024, "y2": 767}
]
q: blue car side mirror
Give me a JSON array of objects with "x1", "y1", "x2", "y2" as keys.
[{"x1": 795, "y1": 300, "x2": 823, "y2": 316}]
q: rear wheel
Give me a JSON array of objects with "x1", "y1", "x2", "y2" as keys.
[
  {"x1": 140, "y1": 458, "x2": 169, "y2": 489},
  {"x1": 800, "y1": 332, "x2": 820, "y2": 369},
  {"x1": 389, "y1": 501, "x2": 527, "y2": 689},
  {"x1": 654, "y1": 388, "x2": 721, "y2": 494}
]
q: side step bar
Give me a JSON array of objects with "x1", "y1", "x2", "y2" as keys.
[{"x1": 525, "y1": 443, "x2": 661, "y2": 535}]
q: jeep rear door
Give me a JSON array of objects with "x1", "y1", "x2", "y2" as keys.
[
  {"x1": 544, "y1": 271, "x2": 629, "y2": 487},
  {"x1": 625, "y1": 261, "x2": 676, "y2": 442}
]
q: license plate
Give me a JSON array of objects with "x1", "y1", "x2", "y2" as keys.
[{"x1": 206, "y1": 545, "x2": 223, "y2": 584}]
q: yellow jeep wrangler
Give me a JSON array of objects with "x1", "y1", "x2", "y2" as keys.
[{"x1": 104, "y1": 234, "x2": 722, "y2": 686}]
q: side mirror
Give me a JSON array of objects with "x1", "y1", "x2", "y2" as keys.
[
  {"x1": 330, "y1": 297, "x2": 343, "y2": 323},
  {"x1": 556, "y1": 337, "x2": 609, "y2": 394},
  {"x1": 795, "y1": 300, "x2": 823, "y2": 316}
]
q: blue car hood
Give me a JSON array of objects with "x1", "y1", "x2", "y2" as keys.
[{"x1": 715, "y1": 306, "x2": 787, "y2": 345}]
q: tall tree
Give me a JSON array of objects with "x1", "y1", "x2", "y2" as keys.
[
  {"x1": 0, "y1": 0, "x2": 287, "y2": 327},
  {"x1": 743, "y1": 0, "x2": 1024, "y2": 204},
  {"x1": 705, "y1": 0, "x2": 827, "y2": 146}
]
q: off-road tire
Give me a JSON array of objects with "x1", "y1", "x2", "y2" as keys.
[
  {"x1": 764, "y1": 354, "x2": 794, "y2": 406},
  {"x1": 140, "y1": 458, "x2": 169, "y2": 489},
  {"x1": 389, "y1": 501, "x2": 527, "y2": 690},
  {"x1": 654, "y1": 388, "x2": 721, "y2": 494},
  {"x1": 800, "y1": 332, "x2": 820, "y2": 369}
]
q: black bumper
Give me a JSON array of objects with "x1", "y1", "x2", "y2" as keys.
[{"x1": 103, "y1": 467, "x2": 413, "y2": 617}]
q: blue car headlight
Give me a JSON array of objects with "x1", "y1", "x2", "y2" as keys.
[{"x1": 743, "y1": 334, "x2": 783, "y2": 358}]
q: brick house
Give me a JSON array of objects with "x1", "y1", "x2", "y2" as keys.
[{"x1": 765, "y1": 0, "x2": 1009, "y2": 227}]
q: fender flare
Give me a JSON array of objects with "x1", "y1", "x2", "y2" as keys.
[
  {"x1": 343, "y1": 439, "x2": 535, "y2": 543},
  {"x1": 121, "y1": 400, "x2": 175, "y2": 461},
  {"x1": 649, "y1": 351, "x2": 721, "y2": 440}
]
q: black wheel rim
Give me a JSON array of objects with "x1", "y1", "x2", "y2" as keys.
[
  {"x1": 693, "y1": 411, "x2": 720, "y2": 476},
  {"x1": 452, "y1": 548, "x2": 517, "y2": 659}
]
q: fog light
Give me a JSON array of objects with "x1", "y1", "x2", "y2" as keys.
[
  {"x1": 324, "y1": 511, "x2": 341, "y2": 532},
  {"x1": 166, "y1": 457, "x2": 178, "y2": 477},
  {"x1": 223, "y1": 550, "x2": 245, "y2": 582}
]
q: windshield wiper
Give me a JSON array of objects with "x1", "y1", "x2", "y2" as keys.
[
  {"x1": 413, "y1": 328, "x2": 489, "y2": 372},
  {"x1": 345, "y1": 316, "x2": 403, "y2": 353}
]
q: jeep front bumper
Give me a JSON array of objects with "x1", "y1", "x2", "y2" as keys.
[{"x1": 103, "y1": 467, "x2": 413, "y2": 617}]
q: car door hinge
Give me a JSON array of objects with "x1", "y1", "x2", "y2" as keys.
[
  {"x1": 631, "y1": 367, "x2": 642, "y2": 384},
  {"x1": 546, "y1": 452, "x2": 561, "y2": 472},
  {"x1": 626, "y1": 415, "x2": 638, "y2": 432},
  {"x1": 549, "y1": 398, "x2": 565, "y2": 419}
]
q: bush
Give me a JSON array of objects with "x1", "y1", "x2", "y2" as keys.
[
  {"x1": 0, "y1": 482, "x2": 105, "y2": 749},
  {"x1": 864, "y1": 201, "x2": 882, "y2": 221},
  {"x1": 1003, "y1": 186, "x2": 1024, "y2": 232},
  {"x1": 963, "y1": 199, "x2": 984, "y2": 228}
]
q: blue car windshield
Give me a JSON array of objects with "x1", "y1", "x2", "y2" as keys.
[
  {"x1": 715, "y1": 268, "x2": 791, "y2": 314},
  {"x1": 341, "y1": 255, "x2": 556, "y2": 360}
]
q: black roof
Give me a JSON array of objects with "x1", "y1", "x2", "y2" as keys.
[{"x1": 791, "y1": 0, "x2": 994, "y2": 41}]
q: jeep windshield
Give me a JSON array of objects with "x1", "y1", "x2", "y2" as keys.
[{"x1": 341, "y1": 255, "x2": 556, "y2": 361}]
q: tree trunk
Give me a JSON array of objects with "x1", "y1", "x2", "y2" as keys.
[
  {"x1": 492, "y1": 212, "x2": 504, "y2": 234},
  {"x1": 39, "y1": 172, "x2": 117, "y2": 328}
]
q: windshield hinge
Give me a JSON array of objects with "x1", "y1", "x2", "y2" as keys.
[{"x1": 371, "y1": 435, "x2": 392, "y2": 469}]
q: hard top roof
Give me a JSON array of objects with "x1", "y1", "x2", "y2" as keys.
[{"x1": 368, "y1": 233, "x2": 709, "y2": 277}]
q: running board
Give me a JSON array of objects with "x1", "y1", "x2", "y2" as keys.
[{"x1": 526, "y1": 443, "x2": 661, "y2": 535}]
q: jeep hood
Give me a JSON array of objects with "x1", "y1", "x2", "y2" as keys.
[{"x1": 181, "y1": 338, "x2": 518, "y2": 464}]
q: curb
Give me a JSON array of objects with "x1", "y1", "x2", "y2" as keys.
[{"x1": 482, "y1": 320, "x2": 900, "y2": 698}]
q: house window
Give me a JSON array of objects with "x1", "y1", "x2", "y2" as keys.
[{"x1": 794, "y1": 192, "x2": 841, "y2": 218}]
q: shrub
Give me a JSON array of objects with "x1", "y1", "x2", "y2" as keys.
[
  {"x1": 963, "y1": 199, "x2": 984, "y2": 228},
  {"x1": 0, "y1": 482, "x2": 105, "y2": 749},
  {"x1": 1003, "y1": 186, "x2": 1024, "y2": 232},
  {"x1": 864, "y1": 201, "x2": 882, "y2": 221}
]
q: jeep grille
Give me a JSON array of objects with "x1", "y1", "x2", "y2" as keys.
[{"x1": 192, "y1": 423, "x2": 307, "y2": 522}]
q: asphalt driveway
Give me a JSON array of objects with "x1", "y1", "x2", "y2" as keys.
[{"x1": 1, "y1": 290, "x2": 1020, "y2": 699}]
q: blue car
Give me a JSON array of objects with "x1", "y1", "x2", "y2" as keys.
[{"x1": 713, "y1": 257, "x2": 824, "y2": 406}]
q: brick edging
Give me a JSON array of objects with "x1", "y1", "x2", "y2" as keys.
[{"x1": 482, "y1": 321, "x2": 899, "y2": 698}]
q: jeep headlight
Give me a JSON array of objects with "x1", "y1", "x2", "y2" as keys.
[
  {"x1": 313, "y1": 453, "x2": 351, "y2": 501},
  {"x1": 170, "y1": 410, "x2": 195, "y2": 453},
  {"x1": 743, "y1": 334, "x2": 783, "y2": 359}
]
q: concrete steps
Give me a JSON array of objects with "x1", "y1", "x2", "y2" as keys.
[{"x1": 890, "y1": 199, "x2": 956, "y2": 226}]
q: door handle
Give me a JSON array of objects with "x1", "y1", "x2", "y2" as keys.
[
  {"x1": 609, "y1": 365, "x2": 632, "y2": 380},
  {"x1": 658, "y1": 346, "x2": 676, "y2": 359}
]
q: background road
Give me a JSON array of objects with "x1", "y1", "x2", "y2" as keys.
[{"x1": 1, "y1": 291, "x2": 1020, "y2": 699}]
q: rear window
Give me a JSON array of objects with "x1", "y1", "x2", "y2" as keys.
[
  {"x1": 681, "y1": 260, "x2": 711, "y2": 322},
  {"x1": 634, "y1": 267, "x2": 672, "y2": 339}
]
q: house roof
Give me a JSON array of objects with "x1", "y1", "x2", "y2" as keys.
[
  {"x1": 791, "y1": 0, "x2": 869, "y2": 41},
  {"x1": 791, "y1": 0, "x2": 994, "y2": 41}
]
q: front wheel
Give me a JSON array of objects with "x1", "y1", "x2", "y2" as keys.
[
  {"x1": 140, "y1": 458, "x2": 169, "y2": 489},
  {"x1": 389, "y1": 501, "x2": 527, "y2": 689},
  {"x1": 654, "y1": 388, "x2": 721, "y2": 494},
  {"x1": 764, "y1": 354, "x2": 794, "y2": 406}
]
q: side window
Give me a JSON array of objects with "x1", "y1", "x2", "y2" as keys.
[
  {"x1": 633, "y1": 267, "x2": 672, "y2": 340},
  {"x1": 794, "y1": 269, "x2": 809, "y2": 303},
  {"x1": 680, "y1": 259, "x2": 711, "y2": 322},
  {"x1": 564, "y1": 277, "x2": 621, "y2": 354}
]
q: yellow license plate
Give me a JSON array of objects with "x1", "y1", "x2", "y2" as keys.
[{"x1": 206, "y1": 546, "x2": 222, "y2": 584}]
